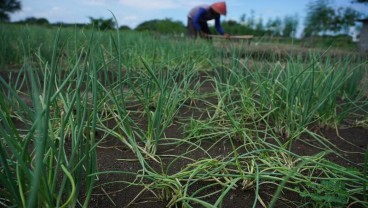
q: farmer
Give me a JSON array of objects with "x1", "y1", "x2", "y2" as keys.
[{"x1": 187, "y1": 1, "x2": 230, "y2": 39}]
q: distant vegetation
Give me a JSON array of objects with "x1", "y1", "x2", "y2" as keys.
[
  {"x1": 14, "y1": 17, "x2": 49, "y2": 25},
  {"x1": 2, "y1": 0, "x2": 367, "y2": 50},
  {"x1": 135, "y1": 18, "x2": 185, "y2": 34}
]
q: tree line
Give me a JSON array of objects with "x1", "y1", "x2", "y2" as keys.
[{"x1": 1, "y1": 0, "x2": 367, "y2": 38}]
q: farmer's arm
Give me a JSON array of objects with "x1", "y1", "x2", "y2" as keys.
[
  {"x1": 192, "y1": 8, "x2": 206, "y2": 31},
  {"x1": 214, "y1": 17, "x2": 224, "y2": 35}
]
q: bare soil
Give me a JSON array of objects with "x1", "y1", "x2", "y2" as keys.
[{"x1": 88, "y1": 127, "x2": 367, "y2": 208}]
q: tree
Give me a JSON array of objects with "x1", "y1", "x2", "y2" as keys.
[
  {"x1": 221, "y1": 20, "x2": 251, "y2": 35},
  {"x1": 0, "y1": 0, "x2": 21, "y2": 22},
  {"x1": 303, "y1": 0, "x2": 335, "y2": 36},
  {"x1": 240, "y1": 14, "x2": 246, "y2": 24},
  {"x1": 303, "y1": 0, "x2": 361, "y2": 37},
  {"x1": 19, "y1": 17, "x2": 49, "y2": 25},
  {"x1": 89, "y1": 17, "x2": 115, "y2": 30},
  {"x1": 119, "y1": 25, "x2": 131, "y2": 31},
  {"x1": 238, "y1": 11, "x2": 268, "y2": 36},
  {"x1": 247, "y1": 10, "x2": 256, "y2": 29},
  {"x1": 282, "y1": 15, "x2": 299, "y2": 38},
  {"x1": 255, "y1": 18, "x2": 264, "y2": 31},
  {"x1": 331, "y1": 7, "x2": 360, "y2": 34},
  {"x1": 135, "y1": 18, "x2": 185, "y2": 34},
  {"x1": 352, "y1": 0, "x2": 368, "y2": 3},
  {"x1": 266, "y1": 17, "x2": 283, "y2": 36}
]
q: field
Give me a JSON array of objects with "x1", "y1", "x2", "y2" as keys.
[{"x1": 1, "y1": 24, "x2": 368, "y2": 207}]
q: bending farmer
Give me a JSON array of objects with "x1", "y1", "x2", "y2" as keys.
[{"x1": 187, "y1": 1, "x2": 229, "y2": 38}]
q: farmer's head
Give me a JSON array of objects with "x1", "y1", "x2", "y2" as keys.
[{"x1": 211, "y1": 2, "x2": 227, "y2": 15}]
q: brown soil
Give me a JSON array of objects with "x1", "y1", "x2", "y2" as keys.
[{"x1": 87, "y1": 126, "x2": 367, "y2": 208}]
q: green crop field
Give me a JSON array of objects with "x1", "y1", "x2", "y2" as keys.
[{"x1": 0, "y1": 23, "x2": 368, "y2": 208}]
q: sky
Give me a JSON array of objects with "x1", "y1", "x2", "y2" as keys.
[{"x1": 10, "y1": 0, "x2": 368, "y2": 31}]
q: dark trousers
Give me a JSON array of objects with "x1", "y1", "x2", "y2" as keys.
[{"x1": 187, "y1": 17, "x2": 211, "y2": 38}]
